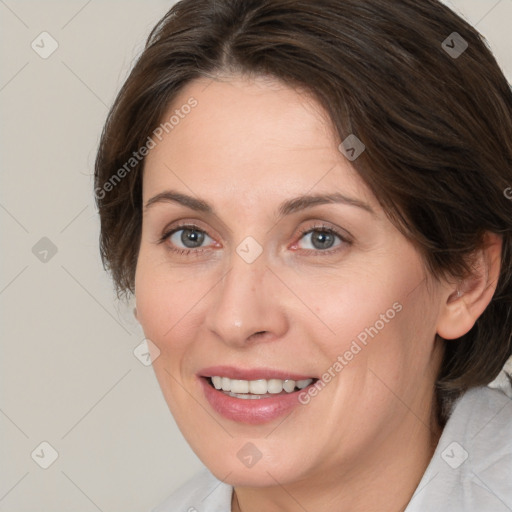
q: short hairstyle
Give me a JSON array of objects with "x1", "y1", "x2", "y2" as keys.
[{"x1": 94, "y1": 0, "x2": 512, "y2": 424}]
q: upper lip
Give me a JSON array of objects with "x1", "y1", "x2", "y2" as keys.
[{"x1": 198, "y1": 365, "x2": 317, "y2": 381}]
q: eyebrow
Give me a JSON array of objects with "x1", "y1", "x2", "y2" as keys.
[{"x1": 144, "y1": 190, "x2": 375, "y2": 217}]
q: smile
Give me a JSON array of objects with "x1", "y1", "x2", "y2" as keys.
[
  {"x1": 197, "y1": 366, "x2": 319, "y2": 424},
  {"x1": 208, "y1": 376, "x2": 314, "y2": 398}
]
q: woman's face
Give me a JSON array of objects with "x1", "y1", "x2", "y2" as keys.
[{"x1": 135, "y1": 74, "x2": 446, "y2": 486}]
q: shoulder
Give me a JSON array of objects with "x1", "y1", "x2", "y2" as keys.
[
  {"x1": 406, "y1": 386, "x2": 512, "y2": 512},
  {"x1": 151, "y1": 467, "x2": 233, "y2": 512},
  {"x1": 448, "y1": 385, "x2": 512, "y2": 474},
  {"x1": 446, "y1": 385, "x2": 512, "y2": 459}
]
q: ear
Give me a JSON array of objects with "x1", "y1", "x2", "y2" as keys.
[{"x1": 436, "y1": 232, "x2": 502, "y2": 340}]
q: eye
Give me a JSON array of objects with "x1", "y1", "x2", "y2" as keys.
[
  {"x1": 157, "y1": 222, "x2": 351, "y2": 257},
  {"x1": 295, "y1": 224, "x2": 348, "y2": 252},
  {"x1": 158, "y1": 223, "x2": 215, "y2": 254}
]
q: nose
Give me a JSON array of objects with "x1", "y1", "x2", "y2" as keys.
[{"x1": 204, "y1": 250, "x2": 289, "y2": 348}]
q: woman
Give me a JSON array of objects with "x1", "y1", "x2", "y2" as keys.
[{"x1": 94, "y1": 0, "x2": 512, "y2": 510}]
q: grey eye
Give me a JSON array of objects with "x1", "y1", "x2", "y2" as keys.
[
  {"x1": 170, "y1": 228, "x2": 212, "y2": 249},
  {"x1": 299, "y1": 230, "x2": 341, "y2": 251}
]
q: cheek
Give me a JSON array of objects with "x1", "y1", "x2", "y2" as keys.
[
  {"x1": 134, "y1": 260, "x2": 202, "y2": 412},
  {"x1": 136, "y1": 281, "x2": 199, "y2": 348},
  {"x1": 294, "y1": 266, "x2": 405, "y2": 347},
  {"x1": 343, "y1": 282, "x2": 439, "y2": 400},
  {"x1": 307, "y1": 260, "x2": 432, "y2": 375},
  {"x1": 134, "y1": 253, "x2": 198, "y2": 351}
]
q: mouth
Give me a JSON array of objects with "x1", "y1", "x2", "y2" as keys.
[
  {"x1": 204, "y1": 375, "x2": 318, "y2": 399},
  {"x1": 197, "y1": 367, "x2": 319, "y2": 424}
]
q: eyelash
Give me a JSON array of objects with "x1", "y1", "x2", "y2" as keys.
[{"x1": 157, "y1": 222, "x2": 352, "y2": 257}]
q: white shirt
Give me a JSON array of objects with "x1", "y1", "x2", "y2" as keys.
[{"x1": 152, "y1": 385, "x2": 512, "y2": 512}]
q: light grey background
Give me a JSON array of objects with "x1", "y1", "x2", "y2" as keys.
[{"x1": 1, "y1": 1, "x2": 511, "y2": 511}]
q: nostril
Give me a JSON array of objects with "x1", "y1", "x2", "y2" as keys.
[{"x1": 248, "y1": 331, "x2": 269, "y2": 342}]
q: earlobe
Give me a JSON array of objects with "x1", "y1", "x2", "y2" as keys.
[{"x1": 436, "y1": 232, "x2": 502, "y2": 340}]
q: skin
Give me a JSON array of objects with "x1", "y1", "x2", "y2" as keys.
[{"x1": 134, "y1": 74, "x2": 502, "y2": 512}]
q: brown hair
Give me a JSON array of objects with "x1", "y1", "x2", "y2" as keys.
[{"x1": 95, "y1": 0, "x2": 512, "y2": 423}]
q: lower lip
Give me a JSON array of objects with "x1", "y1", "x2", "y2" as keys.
[{"x1": 199, "y1": 377, "x2": 313, "y2": 425}]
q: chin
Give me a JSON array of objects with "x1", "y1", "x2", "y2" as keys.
[{"x1": 196, "y1": 442, "x2": 310, "y2": 488}]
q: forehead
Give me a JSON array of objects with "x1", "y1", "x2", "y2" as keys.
[{"x1": 142, "y1": 74, "x2": 374, "y2": 210}]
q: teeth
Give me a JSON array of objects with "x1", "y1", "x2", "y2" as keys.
[
  {"x1": 212, "y1": 376, "x2": 222, "y2": 390},
  {"x1": 249, "y1": 379, "x2": 268, "y2": 394},
  {"x1": 296, "y1": 379, "x2": 313, "y2": 389},
  {"x1": 209, "y1": 376, "x2": 314, "y2": 395},
  {"x1": 221, "y1": 377, "x2": 231, "y2": 391},
  {"x1": 230, "y1": 379, "x2": 249, "y2": 394},
  {"x1": 283, "y1": 379, "x2": 296, "y2": 393},
  {"x1": 267, "y1": 379, "x2": 283, "y2": 394}
]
